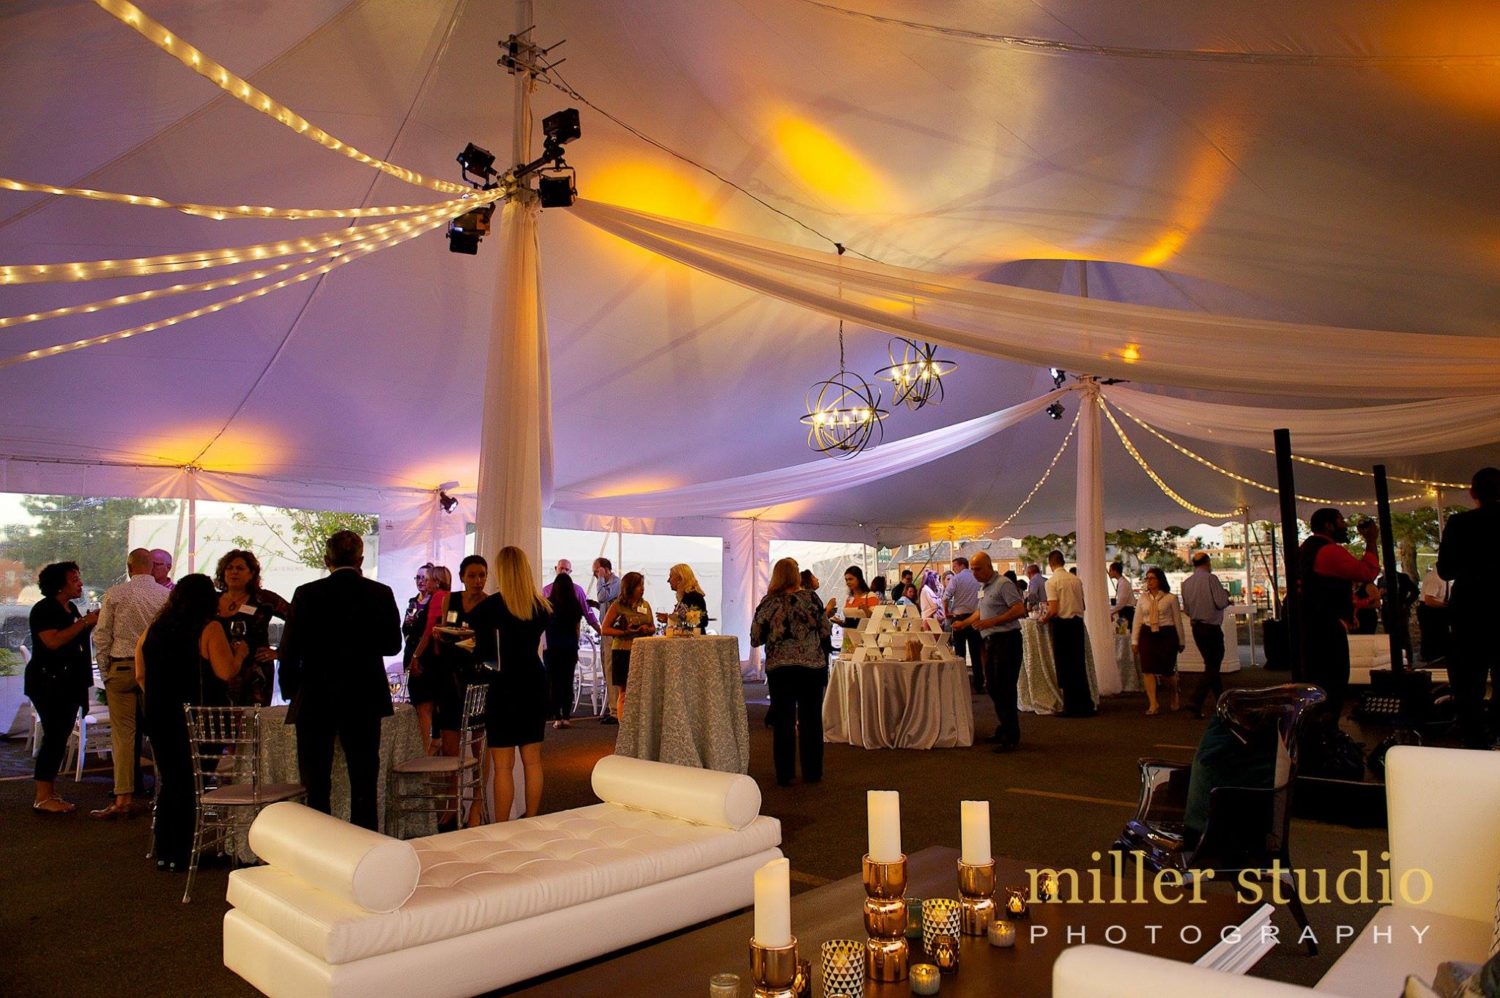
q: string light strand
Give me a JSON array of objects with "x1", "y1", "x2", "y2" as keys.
[
  {"x1": 1109, "y1": 402, "x2": 1429, "y2": 507},
  {"x1": 0, "y1": 215, "x2": 446, "y2": 369},
  {"x1": 0, "y1": 176, "x2": 475, "y2": 221},
  {"x1": 980, "y1": 409, "x2": 1080, "y2": 536},
  {"x1": 1101, "y1": 400, "x2": 1244, "y2": 520},
  {"x1": 0, "y1": 189, "x2": 502, "y2": 285},
  {"x1": 1278, "y1": 451, "x2": 1466, "y2": 490},
  {"x1": 92, "y1": 0, "x2": 470, "y2": 195}
]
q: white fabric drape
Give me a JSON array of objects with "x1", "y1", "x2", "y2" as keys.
[
  {"x1": 375, "y1": 492, "x2": 469, "y2": 610},
  {"x1": 1102, "y1": 384, "x2": 1500, "y2": 457},
  {"x1": 722, "y1": 517, "x2": 777, "y2": 680},
  {"x1": 1074, "y1": 385, "x2": 1120, "y2": 695},
  {"x1": 472, "y1": 192, "x2": 552, "y2": 572},
  {"x1": 553, "y1": 387, "x2": 1068, "y2": 518},
  {"x1": 568, "y1": 201, "x2": 1500, "y2": 399}
]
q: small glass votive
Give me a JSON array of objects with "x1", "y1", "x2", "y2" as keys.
[
  {"x1": 1003, "y1": 887, "x2": 1030, "y2": 920},
  {"x1": 920, "y1": 899, "x2": 961, "y2": 957},
  {"x1": 821, "y1": 939, "x2": 864, "y2": 998},
  {"x1": 709, "y1": 971, "x2": 740, "y2": 997},
  {"x1": 905, "y1": 897, "x2": 924, "y2": 939},
  {"x1": 1036, "y1": 872, "x2": 1057, "y2": 902},
  {"x1": 909, "y1": 963, "x2": 941, "y2": 995},
  {"x1": 987, "y1": 920, "x2": 1016, "y2": 947}
]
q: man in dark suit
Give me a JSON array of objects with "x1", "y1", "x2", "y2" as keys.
[
  {"x1": 1437, "y1": 467, "x2": 1500, "y2": 750},
  {"x1": 277, "y1": 530, "x2": 401, "y2": 829}
]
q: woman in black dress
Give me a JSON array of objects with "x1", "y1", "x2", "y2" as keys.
[
  {"x1": 544, "y1": 572, "x2": 585, "y2": 729},
  {"x1": 213, "y1": 550, "x2": 289, "y2": 707},
  {"x1": 660, "y1": 562, "x2": 709, "y2": 632},
  {"x1": 137, "y1": 575, "x2": 246, "y2": 869},
  {"x1": 406, "y1": 564, "x2": 452, "y2": 750},
  {"x1": 401, "y1": 562, "x2": 435, "y2": 697},
  {"x1": 470, "y1": 546, "x2": 551, "y2": 822},
  {"x1": 27, "y1": 561, "x2": 99, "y2": 814}
]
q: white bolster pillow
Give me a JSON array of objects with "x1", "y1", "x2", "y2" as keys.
[
  {"x1": 248, "y1": 802, "x2": 420, "y2": 912},
  {"x1": 591, "y1": 755, "x2": 761, "y2": 830}
]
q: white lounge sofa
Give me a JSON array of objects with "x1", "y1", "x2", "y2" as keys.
[
  {"x1": 1315, "y1": 745, "x2": 1499, "y2": 995},
  {"x1": 223, "y1": 756, "x2": 782, "y2": 998},
  {"x1": 1058, "y1": 746, "x2": 1499, "y2": 997}
]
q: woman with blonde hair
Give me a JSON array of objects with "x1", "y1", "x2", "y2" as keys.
[
  {"x1": 658, "y1": 562, "x2": 708, "y2": 633},
  {"x1": 602, "y1": 571, "x2": 653, "y2": 718},
  {"x1": 751, "y1": 557, "x2": 832, "y2": 786},
  {"x1": 469, "y1": 547, "x2": 551, "y2": 821}
]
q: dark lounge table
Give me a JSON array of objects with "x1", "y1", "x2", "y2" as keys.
[{"x1": 500, "y1": 846, "x2": 1274, "y2": 996}]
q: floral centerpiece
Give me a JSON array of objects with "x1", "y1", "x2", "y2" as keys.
[{"x1": 668, "y1": 603, "x2": 703, "y2": 636}]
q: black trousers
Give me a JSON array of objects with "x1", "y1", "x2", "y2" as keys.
[
  {"x1": 544, "y1": 645, "x2": 579, "y2": 720},
  {"x1": 1190, "y1": 621, "x2": 1227, "y2": 708},
  {"x1": 295, "y1": 717, "x2": 382, "y2": 830},
  {"x1": 146, "y1": 714, "x2": 193, "y2": 864},
  {"x1": 1416, "y1": 603, "x2": 1451, "y2": 663},
  {"x1": 32, "y1": 691, "x2": 85, "y2": 783},
  {"x1": 1302, "y1": 619, "x2": 1352, "y2": 723},
  {"x1": 952, "y1": 625, "x2": 984, "y2": 691},
  {"x1": 767, "y1": 666, "x2": 828, "y2": 784},
  {"x1": 1050, "y1": 617, "x2": 1094, "y2": 716},
  {"x1": 983, "y1": 630, "x2": 1024, "y2": 745},
  {"x1": 1448, "y1": 612, "x2": 1497, "y2": 748}
]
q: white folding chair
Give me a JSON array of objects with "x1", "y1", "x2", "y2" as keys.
[{"x1": 572, "y1": 631, "x2": 606, "y2": 717}]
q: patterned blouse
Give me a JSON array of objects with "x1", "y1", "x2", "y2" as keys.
[{"x1": 750, "y1": 590, "x2": 832, "y2": 670}]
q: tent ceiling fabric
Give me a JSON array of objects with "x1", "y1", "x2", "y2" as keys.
[{"x1": 1, "y1": 0, "x2": 1496, "y2": 533}]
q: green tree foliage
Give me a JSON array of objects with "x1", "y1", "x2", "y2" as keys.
[
  {"x1": 1019, "y1": 532, "x2": 1076, "y2": 565},
  {"x1": 232, "y1": 508, "x2": 378, "y2": 570},
  {"x1": 1387, "y1": 505, "x2": 1466, "y2": 580},
  {"x1": 0, "y1": 495, "x2": 178, "y2": 593},
  {"x1": 1104, "y1": 525, "x2": 1193, "y2": 572}
]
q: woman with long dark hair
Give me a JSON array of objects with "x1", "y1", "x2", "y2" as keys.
[
  {"x1": 544, "y1": 572, "x2": 585, "y2": 729},
  {"x1": 212, "y1": 549, "x2": 289, "y2": 707},
  {"x1": 136, "y1": 574, "x2": 246, "y2": 869},
  {"x1": 27, "y1": 561, "x2": 99, "y2": 814},
  {"x1": 601, "y1": 572, "x2": 653, "y2": 719}
]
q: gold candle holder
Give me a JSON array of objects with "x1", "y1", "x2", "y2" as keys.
[
  {"x1": 748, "y1": 937, "x2": 805, "y2": 998},
  {"x1": 956, "y1": 859, "x2": 996, "y2": 936},
  {"x1": 863, "y1": 854, "x2": 910, "y2": 983}
]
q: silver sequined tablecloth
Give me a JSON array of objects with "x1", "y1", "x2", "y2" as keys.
[
  {"x1": 1017, "y1": 619, "x2": 1102, "y2": 715},
  {"x1": 614, "y1": 636, "x2": 750, "y2": 774}
]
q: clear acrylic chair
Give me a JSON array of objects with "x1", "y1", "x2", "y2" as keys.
[
  {"x1": 387, "y1": 682, "x2": 488, "y2": 838},
  {"x1": 182, "y1": 705, "x2": 306, "y2": 903},
  {"x1": 573, "y1": 631, "x2": 606, "y2": 717}
]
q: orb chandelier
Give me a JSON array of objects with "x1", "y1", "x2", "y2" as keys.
[
  {"x1": 801, "y1": 321, "x2": 888, "y2": 458},
  {"x1": 875, "y1": 337, "x2": 957, "y2": 410}
]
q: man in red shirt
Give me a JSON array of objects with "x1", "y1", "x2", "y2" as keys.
[{"x1": 1297, "y1": 507, "x2": 1380, "y2": 724}]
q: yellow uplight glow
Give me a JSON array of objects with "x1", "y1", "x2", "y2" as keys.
[
  {"x1": 770, "y1": 113, "x2": 898, "y2": 212},
  {"x1": 1134, "y1": 129, "x2": 1238, "y2": 268}
]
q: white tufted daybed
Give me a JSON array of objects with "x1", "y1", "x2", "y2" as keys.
[{"x1": 223, "y1": 755, "x2": 782, "y2": 998}]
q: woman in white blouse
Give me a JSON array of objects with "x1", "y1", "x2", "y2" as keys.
[
  {"x1": 1131, "y1": 567, "x2": 1187, "y2": 716},
  {"x1": 919, "y1": 569, "x2": 945, "y2": 622}
]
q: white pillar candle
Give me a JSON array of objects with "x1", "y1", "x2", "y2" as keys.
[
  {"x1": 960, "y1": 800, "x2": 991, "y2": 865},
  {"x1": 867, "y1": 790, "x2": 902, "y2": 862},
  {"x1": 752, "y1": 857, "x2": 791, "y2": 948}
]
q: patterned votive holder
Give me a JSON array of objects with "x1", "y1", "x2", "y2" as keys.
[
  {"x1": 905, "y1": 898, "x2": 924, "y2": 940},
  {"x1": 920, "y1": 898, "x2": 962, "y2": 973},
  {"x1": 987, "y1": 919, "x2": 1016, "y2": 948},
  {"x1": 1036, "y1": 872, "x2": 1057, "y2": 902},
  {"x1": 821, "y1": 939, "x2": 865, "y2": 998},
  {"x1": 909, "y1": 963, "x2": 941, "y2": 995},
  {"x1": 1003, "y1": 887, "x2": 1030, "y2": 920}
]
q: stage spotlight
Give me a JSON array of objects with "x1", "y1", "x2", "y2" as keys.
[
  {"x1": 1050, "y1": 367, "x2": 1067, "y2": 389},
  {"x1": 439, "y1": 491, "x2": 459, "y2": 514},
  {"x1": 542, "y1": 108, "x2": 581, "y2": 148},
  {"x1": 457, "y1": 142, "x2": 497, "y2": 185},
  {"x1": 446, "y1": 202, "x2": 494, "y2": 254},
  {"x1": 1045, "y1": 401, "x2": 1066, "y2": 420},
  {"x1": 537, "y1": 167, "x2": 577, "y2": 208}
]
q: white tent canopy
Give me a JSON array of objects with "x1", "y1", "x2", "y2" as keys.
[{"x1": 3, "y1": 1, "x2": 1497, "y2": 671}]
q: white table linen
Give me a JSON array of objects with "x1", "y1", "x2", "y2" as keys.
[{"x1": 823, "y1": 655, "x2": 975, "y2": 749}]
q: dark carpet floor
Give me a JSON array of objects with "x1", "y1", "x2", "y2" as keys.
[{"x1": 1, "y1": 667, "x2": 1394, "y2": 997}]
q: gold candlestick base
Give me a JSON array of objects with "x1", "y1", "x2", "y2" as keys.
[
  {"x1": 748, "y1": 937, "x2": 805, "y2": 998},
  {"x1": 957, "y1": 858, "x2": 997, "y2": 936},
  {"x1": 862, "y1": 855, "x2": 910, "y2": 982}
]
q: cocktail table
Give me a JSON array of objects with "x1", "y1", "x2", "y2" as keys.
[{"x1": 498, "y1": 846, "x2": 1274, "y2": 996}]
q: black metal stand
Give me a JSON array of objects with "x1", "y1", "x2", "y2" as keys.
[
  {"x1": 1274, "y1": 429, "x2": 1301, "y2": 680},
  {"x1": 1372, "y1": 465, "x2": 1404, "y2": 673}
]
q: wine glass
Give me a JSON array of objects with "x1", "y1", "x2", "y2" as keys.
[{"x1": 229, "y1": 619, "x2": 247, "y2": 642}]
